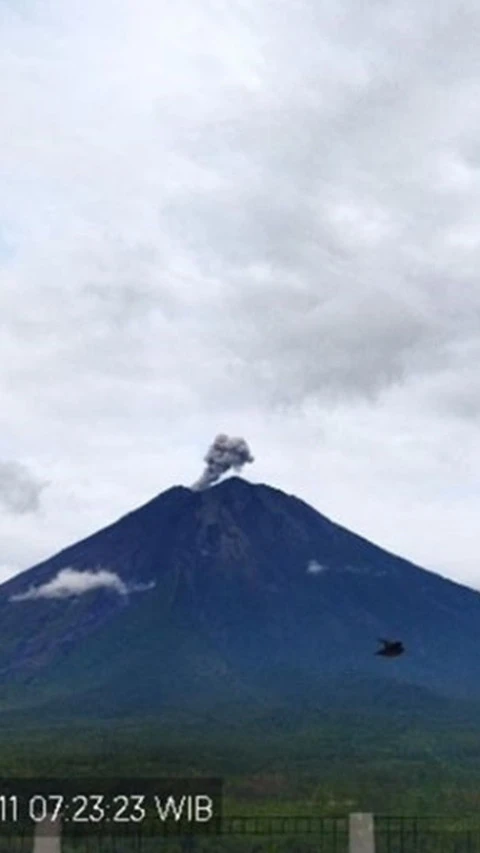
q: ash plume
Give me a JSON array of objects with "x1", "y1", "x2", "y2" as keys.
[{"x1": 191, "y1": 434, "x2": 254, "y2": 491}]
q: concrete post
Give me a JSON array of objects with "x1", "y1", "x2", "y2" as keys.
[
  {"x1": 32, "y1": 816, "x2": 62, "y2": 853},
  {"x1": 349, "y1": 812, "x2": 375, "y2": 853}
]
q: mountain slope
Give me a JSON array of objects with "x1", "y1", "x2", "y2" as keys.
[{"x1": 1, "y1": 476, "x2": 480, "y2": 720}]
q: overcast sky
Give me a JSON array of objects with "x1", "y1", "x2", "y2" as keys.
[{"x1": 1, "y1": 0, "x2": 480, "y2": 588}]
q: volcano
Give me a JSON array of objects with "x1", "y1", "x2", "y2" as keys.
[{"x1": 1, "y1": 476, "x2": 480, "y2": 722}]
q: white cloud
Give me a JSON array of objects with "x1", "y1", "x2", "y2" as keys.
[
  {"x1": 9, "y1": 567, "x2": 155, "y2": 601},
  {"x1": 307, "y1": 560, "x2": 328, "y2": 575}
]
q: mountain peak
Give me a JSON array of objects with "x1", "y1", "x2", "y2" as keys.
[
  {"x1": 206, "y1": 475, "x2": 253, "y2": 490},
  {"x1": 2, "y1": 476, "x2": 480, "y2": 722}
]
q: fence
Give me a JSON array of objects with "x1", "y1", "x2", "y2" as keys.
[
  {"x1": 16, "y1": 812, "x2": 480, "y2": 852},
  {"x1": 375, "y1": 816, "x2": 480, "y2": 852}
]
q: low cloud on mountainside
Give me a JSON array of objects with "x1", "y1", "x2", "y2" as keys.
[
  {"x1": 307, "y1": 560, "x2": 329, "y2": 575},
  {"x1": 9, "y1": 567, "x2": 155, "y2": 601}
]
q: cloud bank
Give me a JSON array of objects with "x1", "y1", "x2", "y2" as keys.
[{"x1": 2, "y1": 0, "x2": 480, "y2": 585}]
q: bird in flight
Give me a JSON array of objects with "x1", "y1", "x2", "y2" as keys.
[{"x1": 375, "y1": 638, "x2": 405, "y2": 657}]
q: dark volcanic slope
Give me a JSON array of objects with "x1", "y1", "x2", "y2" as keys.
[{"x1": 1, "y1": 476, "x2": 480, "y2": 719}]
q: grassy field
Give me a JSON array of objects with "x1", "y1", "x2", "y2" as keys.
[
  {"x1": 2, "y1": 713, "x2": 480, "y2": 816},
  {"x1": 2, "y1": 722, "x2": 480, "y2": 852}
]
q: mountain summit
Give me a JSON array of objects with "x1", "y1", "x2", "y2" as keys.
[{"x1": 1, "y1": 476, "x2": 480, "y2": 720}]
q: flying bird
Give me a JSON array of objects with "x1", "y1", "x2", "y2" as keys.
[{"x1": 375, "y1": 638, "x2": 405, "y2": 657}]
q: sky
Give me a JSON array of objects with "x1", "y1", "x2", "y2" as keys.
[{"x1": 1, "y1": 0, "x2": 480, "y2": 588}]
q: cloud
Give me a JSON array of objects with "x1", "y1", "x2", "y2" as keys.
[
  {"x1": 307, "y1": 560, "x2": 328, "y2": 575},
  {"x1": 9, "y1": 568, "x2": 155, "y2": 601},
  {"x1": 1, "y1": 0, "x2": 480, "y2": 587},
  {"x1": 0, "y1": 462, "x2": 48, "y2": 514}
]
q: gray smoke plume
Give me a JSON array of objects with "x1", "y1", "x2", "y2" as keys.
[{"x1": 191, "y1": 433, "x2": 254, "y2": 491}]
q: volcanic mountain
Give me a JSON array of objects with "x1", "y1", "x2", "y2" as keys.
[{"x1": 1, "y1": 476, "x2": 480, "y2": 722}]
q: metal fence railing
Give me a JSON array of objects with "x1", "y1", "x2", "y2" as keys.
[
  {"x1": 0, "y1": 829, "x2": 34, "y2": 853},
  {"x1": 375, "y1": 815, "x2": 480, "y2": 852},
  {"x1": 26, "y1": 812, "x2": 480, "y2": 852},
  {"x1": 56, "y1": 815, "x2": 349, "y2": 852}
]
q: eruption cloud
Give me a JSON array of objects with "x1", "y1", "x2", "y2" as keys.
[{"x1": 191, "y1": 434, "x2": 254, "y2": 491}]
